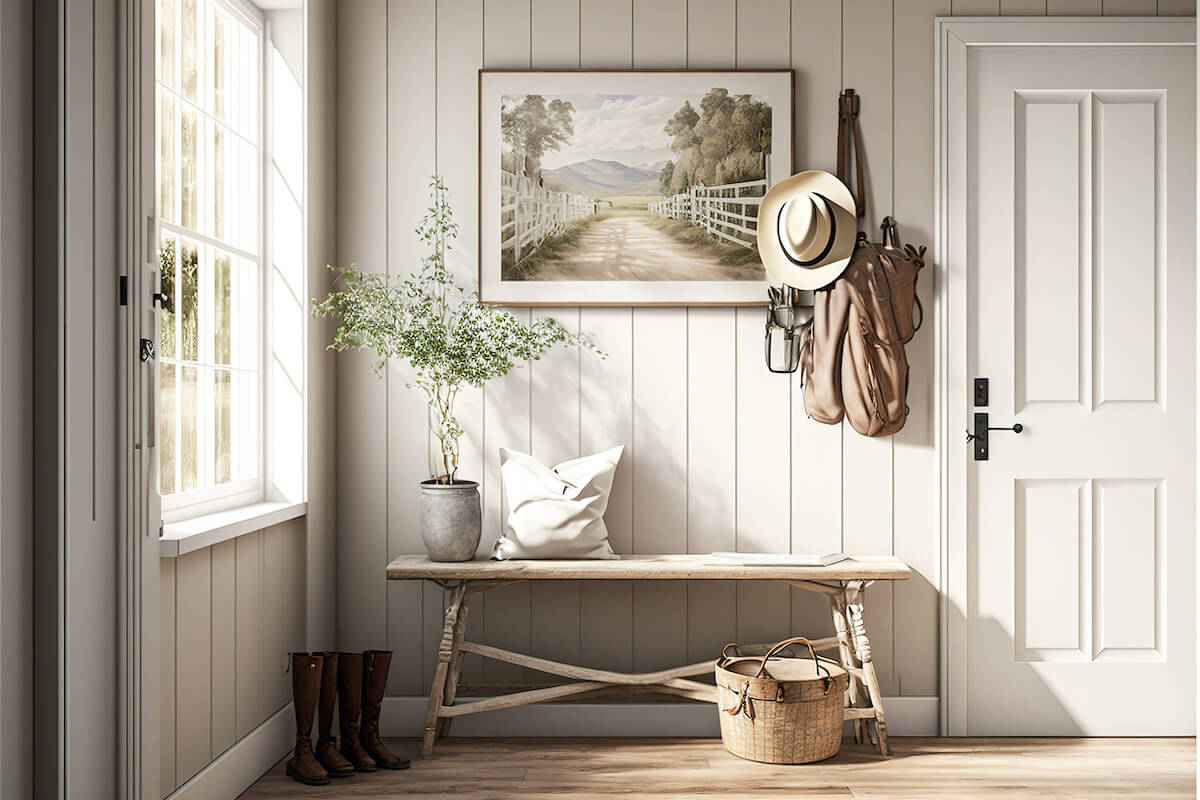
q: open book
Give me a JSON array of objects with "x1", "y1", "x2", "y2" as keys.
[{"x1": 708, "y1": 552, "x2": 849, "y2": 567}]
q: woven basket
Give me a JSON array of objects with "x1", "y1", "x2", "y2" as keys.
[{"x1": 715, "y1": 636, "x2": 849, "y2": 764}]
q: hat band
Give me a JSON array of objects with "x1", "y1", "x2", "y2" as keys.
[{"x1": 777, "y1": 194, "x2": 838, "y2": 268}]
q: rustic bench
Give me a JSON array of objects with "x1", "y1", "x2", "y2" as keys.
[{"x1": 385, "y1": 554, "x2": 911, "y2": 758}]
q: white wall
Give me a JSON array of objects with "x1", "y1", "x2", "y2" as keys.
[{"x1": 332, "y1": 0, "x2": 1195, "y2": 704}]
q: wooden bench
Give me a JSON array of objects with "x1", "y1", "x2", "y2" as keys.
[{"x1": 385, "y1": 554, "x2": 911, "y2": 758}]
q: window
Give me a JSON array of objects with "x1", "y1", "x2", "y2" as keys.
[{"x1": 157, "y1": 0, "x2": 263, "y2": 516}]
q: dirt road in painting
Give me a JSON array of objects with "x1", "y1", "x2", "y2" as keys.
[{"x1": 526, "y1": 213, "x2": 763, "y2": 281}]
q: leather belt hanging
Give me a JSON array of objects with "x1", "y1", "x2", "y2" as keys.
[{"x1": 836, "y1": 88, "x2": 867, "y2": 220}]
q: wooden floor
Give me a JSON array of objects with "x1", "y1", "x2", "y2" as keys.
[{"x1": 239, "y1": 737, "x2": 1195, "y2": 799}]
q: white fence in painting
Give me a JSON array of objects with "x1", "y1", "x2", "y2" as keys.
[
  {"x1": 502, "y1": 169, "x2": 599, "y2": 264},
  {"x1": 647, "y1": 177, "x2": 768, "y2": 249}
]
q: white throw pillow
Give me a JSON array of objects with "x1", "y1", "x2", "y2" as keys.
[{"x1": 491, "y1": 446, "x2": 623, "y2": 560}]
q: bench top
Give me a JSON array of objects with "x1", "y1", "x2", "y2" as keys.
[{"x1": 385, "y1": 554, "x2": 911, "y2": 582}]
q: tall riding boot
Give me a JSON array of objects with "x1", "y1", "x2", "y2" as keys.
[
  {"x1": 314, "y1": 652, "x2": 355, "y2": 777},
  {"x1": 361, "y1": 650, "x2": 411, "y2": 770},
  {"x1": 336, "y1": 652, "x2": 377, "y2": 772},
  {"x1": 285, "y1": 653, "x2": 330, "y2": 786}
]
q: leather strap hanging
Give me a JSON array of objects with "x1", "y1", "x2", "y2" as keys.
[{"x1": 836, "y1": 89, "x2": 867, "y2": 221}]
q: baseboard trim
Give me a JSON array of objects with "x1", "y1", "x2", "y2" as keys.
[
  {"x1": 165, "y1": 703, "x2": 293, "y2": 800},
  {"x1": 380, "y1": 695, "x2": 939, "y2": 738}
]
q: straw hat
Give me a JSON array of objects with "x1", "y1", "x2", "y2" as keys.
[{"x1": 757, "y1": 170, "x2": 858, "y2": 290}]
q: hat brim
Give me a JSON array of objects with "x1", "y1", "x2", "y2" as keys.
[{"x1": 758, "y1": 171, "x2": 858, "y2": 290}]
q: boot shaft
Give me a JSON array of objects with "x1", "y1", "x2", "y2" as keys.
[
  {"x1": 290, "y1": 652, "x2": 324, "y2": 736},
  {"x1": 317, "y1": 651, "x2": 339, "y2": 737},
  {"x1": 360, "y1": 649, "x2": 393, "y2": 735}
]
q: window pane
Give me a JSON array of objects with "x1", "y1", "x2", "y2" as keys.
[
  {"x1": 214, "y1": 368, "x2": 231, "y2": 484},
  {"x1": 159, "y1": 234, "x2": 177, "y2": 359},
  {"x1": 158, "y1": 0, "x2": 177, "y2": 90},
  {"x1": 181, "y1": 0, "x2": 199, "y2": 102},
  {"x1": 159, "y1": 363, "x2": 177, "y2": 496},
  {"x1": 158, "y1": 91, "x2": 177, "y2": 223},
  {"x1": 180, "y1": 106, "x2": 199, "y2": 231},
  {"x1": 212, "y1": 6, "x2": 228, "y2": 123},
  {"x1": 180, "y1": 365, "x2": 199, "y2": 491},
  {"x1": 179, "y1": 239, "x2": 200, "y2": 361},
  {"x1": 213, "y1": 250, "x2": 231, "y2": 364},
  {"x1": 212, "y1": 123, "x2": 226, "y2": 240}
]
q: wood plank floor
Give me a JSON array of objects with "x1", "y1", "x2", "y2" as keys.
[{"x1": 239, "y1": 737, "x2": 1195, "y2": 799}]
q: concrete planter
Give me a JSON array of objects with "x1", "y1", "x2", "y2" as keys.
[{"x1": 419, "y1": 480, "x2": 481, "y2": 562}]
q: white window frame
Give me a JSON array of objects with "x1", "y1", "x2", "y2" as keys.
[{"x1": 157, "y1": 0, "x2": 268, "y2": 523}]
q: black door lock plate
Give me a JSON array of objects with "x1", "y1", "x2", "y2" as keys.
[{"x1": 974, "y1": 377, "x2": 989, "y2": 407}]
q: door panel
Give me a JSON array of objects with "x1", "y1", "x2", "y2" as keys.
[{"x1": 963, "y1": 41, "x2": 1194, "y2": 735}]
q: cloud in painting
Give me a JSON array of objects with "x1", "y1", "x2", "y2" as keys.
[{"x1": 534, "y1": 94, "x2": 683, "y2": 170}]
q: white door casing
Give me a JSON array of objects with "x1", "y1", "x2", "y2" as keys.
[{"x1": 936, "y1": 18, "x2": 1196, "y2": 735}]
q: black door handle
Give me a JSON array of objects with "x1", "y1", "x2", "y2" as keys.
[{"x1": 968, "y1": 413, "x2": 1023, "y2": 461}]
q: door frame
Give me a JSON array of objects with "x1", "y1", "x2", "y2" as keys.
[{"x1": 933, "y1": 15, "x2": 1196, "y2": 737}]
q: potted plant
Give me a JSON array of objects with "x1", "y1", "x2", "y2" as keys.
[{"x1": 313, "y1": 177, "x2": 600, "y2": 561}]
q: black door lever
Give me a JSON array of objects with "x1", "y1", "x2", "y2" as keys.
[{"x1": 967, "y1": 413, "x2": 1022, "y2": 461}]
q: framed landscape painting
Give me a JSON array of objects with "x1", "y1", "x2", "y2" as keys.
[{"x1": 478, "y1": 69, "x2": 794, "y2": 306}]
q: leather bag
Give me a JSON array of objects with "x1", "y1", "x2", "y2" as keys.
[{"x1": 799, "y1": 90, "x2": 926, "y2": 437}]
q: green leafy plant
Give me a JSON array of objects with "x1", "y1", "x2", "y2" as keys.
[{"x1": 313, "y1": 177, "x2": 602, "y2": 484}]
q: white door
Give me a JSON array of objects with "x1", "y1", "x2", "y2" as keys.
[{"x1": 940, "y1": 20, "x2": 1195, "y2": 735}]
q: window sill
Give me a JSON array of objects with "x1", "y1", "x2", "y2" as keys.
[{"x1": 160, "y1": 501, "x2": 307, "y2": 558}]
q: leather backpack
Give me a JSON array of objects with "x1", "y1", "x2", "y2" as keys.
[{"x1": 798, "y1": 90, "x2": 926, "y2": 437}]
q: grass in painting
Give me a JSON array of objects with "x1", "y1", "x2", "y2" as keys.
[
  {"x1": 500, "y1": 214, "x2": 606, "y2": 281},
  {"x1": 639, "y1": 213, "x2": 764, "y2": 268}
]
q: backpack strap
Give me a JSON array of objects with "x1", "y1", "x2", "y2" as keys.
[{"x1": 837, "y1": 89, "x2": 867, "y2": 221}]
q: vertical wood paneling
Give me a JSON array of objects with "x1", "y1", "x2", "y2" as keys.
[
  {"x1": 235, "y1": 531, "x2": 263, "y2": 739},
  {"x1": 480, "y1": 0, "x2": 535, "y2": 686},
  {"x1": 1000, "y1": 0, "x2": 1047, "y2": 14},
  {"x1": 951, "y1": 0, "x2": 1000, "y2": 12},
  {"x1": 1102, "y1": 0, "x2": 1155, "y2": 12},
  {"x1": 579, "y1": 313, "x2": 635, "y2": 671},
  {"x1": 578, "y1": 0, "x2": 636, "y2": 674},
  {"x1": 336, "y1": 0, "x2": 389, "y2": 657},
  {"x1": 892, "y1": 0, "x2": 948, "y2": 697},
  {"x1": 684, "y1": 0, "x2": 738, "y2": 665},
  {"x1": 842, "y1": 0, "x2": 897, "y2": 696},
  {"x1": 582, "y1": 0, "x2": 634, "y2": 66},
  {"x1": 261, "y1": 525, "x2": 288, "y2": 714},
  {"x1": 210, "y1": 540, "x2": 237, "y2": 755},
  {"x1": 1048, "y1": 0, "x2": 1102, "y2": 12},
  {"x1": 388, "y1": 0, "x2": 441, "y2": 697},
  {"x1": 789, "y1": 0, "x2": 844, "y2": 643},
  {"x1": 529, "y1": 119, "x2": 584, "y2": 676},
  {"x1": 630, "y1": 0, "x2": 688, "y2": 672},
  {"x1": 159, "y1": 558, "x2": 177, "y2": 796},
  {"x1": 175, "y1": 549, "x2": 212, "y2": 783},
  {"x1": 1157, "y1": 0, "x2": 1196, "y2": 14},
  {"x1": 630, "y1": 306, "x2": 688, "y2": 669},
  {"x1": 735, "y1": 0, "x2": 794, "y2": 647}
]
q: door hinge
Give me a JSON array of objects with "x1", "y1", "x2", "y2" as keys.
[{"x1": 119, "y1": 275, "x2": 128, "y2": 306}]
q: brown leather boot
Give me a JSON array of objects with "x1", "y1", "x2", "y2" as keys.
[
  {"x1": 314, "y1": 652, "x2": 355, "y2": 777},
  {"x1": 285, "y1": 653, "x2": 331, "y2": 786},
  {"x1": 336, "y1": 652, "x2": 377, "y2": 772},
  {"x1": 361, "y1": 650, "x2": 411, "y2": 770}
]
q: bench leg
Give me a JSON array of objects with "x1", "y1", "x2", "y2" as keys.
[
  {"x1": 422, "y1": 581, "x2": 467, "y2": 758},
  {"x1": 437, "y1": 586, "x2": 473, "y2": 740},
  {"x1": 831, "y1": 596, "x2": 865, "y2": 744},
  {"x1": 844, "y1": 581, "x2": 890, "y2": 756}
]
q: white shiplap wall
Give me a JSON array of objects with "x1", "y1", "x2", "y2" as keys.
[{"x1": 333, "y1": 0, "x2": 1193, "y2": 701}]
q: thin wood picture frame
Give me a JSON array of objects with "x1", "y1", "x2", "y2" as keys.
[{"x1": 478, "y1": 68, "x2": 795, "y2": 307}]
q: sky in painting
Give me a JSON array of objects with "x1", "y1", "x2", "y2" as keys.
[{"x1": 509, "y1": 93, "x2": 688, "y2": 171}]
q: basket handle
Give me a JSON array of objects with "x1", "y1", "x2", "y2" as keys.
[{"x1": 754, "y1": 636, "x2": 830, "y2": 681}]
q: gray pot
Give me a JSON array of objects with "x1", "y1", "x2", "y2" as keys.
[{"x1": 420, "y1": 480, "x2": 481, "y2": 562}]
